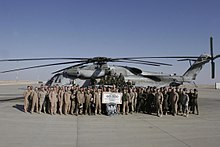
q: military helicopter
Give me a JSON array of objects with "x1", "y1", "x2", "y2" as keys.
[
  {"x1": 0, "y1": 37, "x2": 219, "y2": 87},
  {"x1": 44, "y1": 54, "x2": 212, "y2": 87}
]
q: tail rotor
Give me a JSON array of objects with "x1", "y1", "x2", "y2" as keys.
[{"x1": 210, "y1": 37, "x2": 215, "y2": 79}]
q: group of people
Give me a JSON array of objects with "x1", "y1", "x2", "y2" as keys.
[{"x1": 23, "y1": 84, "x2": 199, "y2": 117}]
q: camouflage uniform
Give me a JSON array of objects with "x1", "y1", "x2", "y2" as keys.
[
  {"x1": 84, "y1": 89, "x2": 92, "y2": 115},
  {"x1": 23, "y1": 86, "x2": 31, "y2": 113},
  {"x1": 31, "y1": 88, "x2": 39, "y2": 114},
  {"x1": 76, "y1": 89, "x2": 85, "y2": 115},
  {"x1": 122, "y1": 89, "x2": 130, "y2": 115},
  {"x1": 94, "y1": 89, "x2": 102, "y2": 115},
  {"x1": 191, "y1": 89, "x2": 199, "y2": 115},
  {"x1": 155, "y1": 89, "x2": 163, "y2": 117},
  {"x1": 170, "y1": 89, "x2": 179, "y2": 116},
  {"x1": 58, "y1": 87, "x2": 65, "y2": 114},
  {"x1": 70, "y1": 89, "x2": 76, "y2": 115},
  {"x1": 38, "y1": 87, "x2": 47, "y2": 113},
  {"x1": 64, "y1": 87, "x2": 71, "y2": 115}
]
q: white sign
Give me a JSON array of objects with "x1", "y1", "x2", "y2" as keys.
[
  {"x1": 215, "y1": 83, "x2": 220, "y2": 89},
  {"x1": 102, "y1": 92, "x2": 122, "y2": 104}
]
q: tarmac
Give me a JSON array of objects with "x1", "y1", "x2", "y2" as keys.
[{"x1": 0, "y1": 83, "x2": 220, "y2": 147}]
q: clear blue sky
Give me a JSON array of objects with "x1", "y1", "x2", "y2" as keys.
[{"x1": 0, "y1": 0, "x2": 220, "y2": 84}]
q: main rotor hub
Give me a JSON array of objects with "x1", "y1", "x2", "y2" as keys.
[{"x1": 89, "y1": 57, "x2": 111, "y2": 64}]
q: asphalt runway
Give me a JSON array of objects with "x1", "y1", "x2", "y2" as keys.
[{"x1": 0, "y1": 84, "x2": 220, "y2": 147}]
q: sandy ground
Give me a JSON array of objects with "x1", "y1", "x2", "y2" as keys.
[{"x1": 0, "y1": 84, "x2": 220, "y2": 147}]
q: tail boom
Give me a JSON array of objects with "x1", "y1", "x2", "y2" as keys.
[{"x1": 183, "y1": 54, "x2": 210, "y2": 80}]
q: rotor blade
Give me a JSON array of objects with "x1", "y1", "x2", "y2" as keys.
[
  {"x1": 177, "y1": 59, "x2": 197, "y2": 62},
  {"x1": 210, "y1": 37, "x2": 214, "y2": 59},
  {"x1": 114, "y1": 61, "x2": 161, "y2": 66},
  {"x1": 211, "y1": 61, "x2": 215, "y2": 79},
  {"x1": 52, "y1": 62, "x2": 88, "y2": 74},
  {"x1": 0, "y1": 57, "x2": 88, "y2": 62},
  {"x1": 113, "y1": 56, "x2": 200, "y2": 60},
  {"x1": 0, "y1": 61, "x2": 85, "y2": 73},
  {"x1": 214, "y1": 54, "x2": 220, "y2": 60},
  {"x1": 120, "y1": 59, "x2": 172, "y2": 66}
]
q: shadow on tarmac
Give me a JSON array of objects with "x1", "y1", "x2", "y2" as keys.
[
  {"x1": 0, "y1": 97, "x2": 23, "y2": 102},
  {"x1": 0, "y1": 94, "x2": 22, "y2": 96},
  {"x1": 12, "y1": 104, "x2": 24, "y2": 112}
]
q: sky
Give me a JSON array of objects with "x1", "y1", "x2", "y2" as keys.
[{"x1": 0, "y1": 0, "x2": 220, "y2": 84}]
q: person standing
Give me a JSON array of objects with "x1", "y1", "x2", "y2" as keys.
[
  {"x1": 38, "y1": 85, "x2": 47, "y2": 113},
  {"x1": 94, "y1": 88, "x2": 102, "y2": 115},
  {"x1": 85, "y1": 89, "x2": 92, "y2": 115},
  {"x1": 155, "y1": 88, "x2": 164, "y2": 117},
  {"x1": 31, "y1": 87, "x2": 39, "y2": 114},
  {"x1": 177, "y1": 88, "x2": 183, "y2": 115},
  {"x1": 23, "y1": 86, "x2": 32, "y2": 113},
  {"x1": 64, "y1": 86, "x2": 71, "y2": 115},
  {"x1": 181, "y1": 88, "x2": 189, "y2": 117},
  {"x1": 162, "y1": 88, "x2": 169, "y2": 115},
  {"x1": 122, "y1": 89, "x2": 130, "y2": 115},
  {"x1": 70, "y1": 86, "x2": 76, "y2": 115},
  {"x1": 49, "y1": 87, "x2": 58, "y2": 115},
  {"x1": 58, "y1": 86, "x2": 65, "y2": 115},
  {"x1": 129, "y1": 88, "x2": 135, "y2": 114},
  {"x1": 170, "y1": 88, "x2": 179, "y2": 116},
  {"x1": 76, "y1": 88, "x2": 85, "y2": 115},
  {"x1": 187, "y1": 89, "x2": 193, "y2": 114},
  {"x1": 192, "y1": 89, "x2": 199, "y2": 115},
  {"x1": 133, "y1": 88, "x2": 138, "y2": 112}
]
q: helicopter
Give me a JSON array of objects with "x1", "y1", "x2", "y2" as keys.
[
  {"x1": 0, "y1": 37, "x2": 219, "y2": 87},
  {"x1": 44, "y1": 54, "x2": 211, "y2": 87}
]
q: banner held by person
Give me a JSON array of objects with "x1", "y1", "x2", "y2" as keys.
[{"x1": 102, "y1": 92, "x2": 122, "y2": 104}]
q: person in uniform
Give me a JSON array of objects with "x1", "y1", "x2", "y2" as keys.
[
  {"x1": 76, "y1": 87, "x2": 85, "y2": 115},
  {"x1": 90, "y1": 91, "x2": 95, "y2": 115},
  {"x1": 170, "y1": 88, "x2": 179, "y2": 116},
  {"x1": 155, "y1": 88, "x2": 164, "y2": 117},
  {"x1": 70, "y1": 86, "x2": 76, "y2": 115},
  {"x1": 44, "y1": 86, "x2": 50, "y2": 114},
  {"x1": 136, "y1": 88, "x2": 143, "y2": 113},
  {"x1": 129, "y1": 88, "x2": 135, "y2": 114},
  {"x1": 58, "y1": 86, "x2": 65, "y2": 115},
  {"x1": 49, "y1": 87, "x2": 58, "y2": 115},
  {"x1": 177, "y1": 88, "x2": 183, "y2": 115},
  {"x1": 94, "y1": 88, "x2": 102, "y2": 115},
  {"x1": 162, "y1": 87, "x2": 169, "y2": 115},
  {"x1": 28, "y1": 86, "x2": 34, "y2": 111},
  {"x1": 64, "y1": 86, "x2": 71, "y2": 115},
  {"x1": 133, "y1": 88, "x2": 138, "y2": 113},
  {"x1": 181, "y1": 88, "x2": 189, "y2": 117},
  {"x1": 118, "y1": 73, "x2": 125, "y2": 87},
  {"x1": 146, "y1": 87, "x2": 155, "y2": 114},
  {"x1": 191, "y1": 89, "x2": 199, "y2": 115},
  {"x1": 111, "y1": 75, "x2": 117, "y2": 85},
  {"x1": 84, "y1": 88, "x2": 92, "y2": 115},
  {"x1": 23, "y1": 86, "x2": 32, "y2": 113},
  {"x1": 187, "y1": 89, "x2": 193, "y2": 114},
  {"x1": 54, "y1": 86, "x2": 59, "y2": 113},
  {"x1": 38, "y1": 85, "x2": 47, "y2": 113},
  {"x1": 122, "y1": 88, "x2": 130, "y2": 115},
  {"x1": 30, "y1": 87, "x2": 39, "y2": 114}
]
